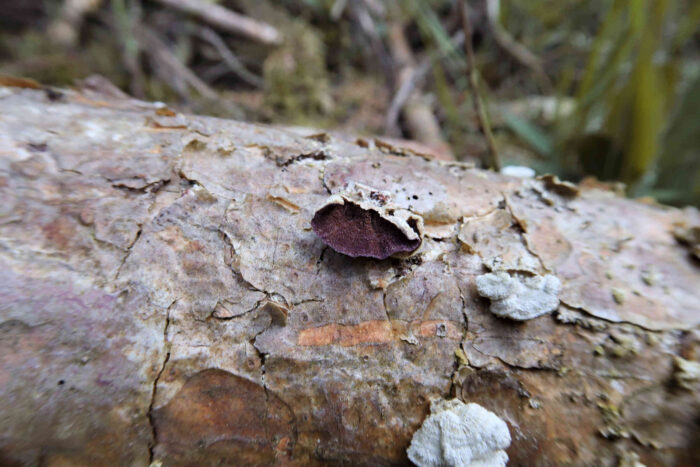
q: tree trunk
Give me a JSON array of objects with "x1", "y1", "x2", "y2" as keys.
[{"x1": 0, "y1": 84, "x2": 698, "y2": 466}]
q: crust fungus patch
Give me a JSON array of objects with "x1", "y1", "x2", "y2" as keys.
[
  {"x1": 407, "y1": 399, "x2": 511, "y2": 467},
  {"x1": 538, "y1": 174, "x2": 580, "y2": 197},
  {"x1": 476, "y1": 271, "x2": 561, "y2": 321},
  {"x1": 673, "y1": 223, "x2": 700, "y2": 260},
  {"x1": 674, "y1": 356, "x2": 700, "y2": 390},
  {"x1": 311, "y1": 183, "x2": 423, "y2": 259}
]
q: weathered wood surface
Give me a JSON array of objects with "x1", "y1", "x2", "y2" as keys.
[{"x1": 0, "y1": 85, "x2": 699, "y2": 466}]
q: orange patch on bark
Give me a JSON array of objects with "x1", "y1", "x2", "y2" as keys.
[
  {"x1": 298, "y1": 319, "x2": 461, "y2": 346},
  {"x1": 298, "y1": 320, "x2": 394, "y2": 346}
]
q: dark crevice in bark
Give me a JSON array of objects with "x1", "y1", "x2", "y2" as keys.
[
  {"x1": 381, "y1": 289, "x2": 395, "y2": 343},
  {"x1": 207, "y1": 296, "x2": 266, "y2": 321},
  {"x1": 113, "y1": 225, "x2": 143, "y2": 282},
  {"x1": 448, "y1": 286, "x2": 470, "y2": 398},
  {"x1": 250, "y1": 327, "x2": 272, "y2": 455},
  {"x1": 279, "y1": 150, "x2": 329, "y2": 167},
  {"x1": 503, "y1": 193, "x2": 550, "y2": 273},
  {"x1": 110, "y1": 178, "x2": 170, "y2": 195},
  {"x1": 147, "y1": 299, "x2": 176, "y2": 465},
  {"x1": 315, "y1": 246, "x2": 328, "y2": 274},
  {"x1": 292, "y1": 298, "x2": 323, "y2": 306},
  {"x1": 558, "y1": 299, "x2": 672, "y2": 333},
  {"x1": 217, "y1": 226, "x2": 293, "y2": 306},
  {"x1": 217, "y1": 227, "x2": 265, "y2": 293},
  {"x1": 320, "y1": 165, "x2": 333, "y2": 195}
]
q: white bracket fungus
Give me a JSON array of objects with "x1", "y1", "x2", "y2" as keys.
[
  {"x1": 407, "y1": 399, "x2": 511, "y2": 467},
  {"x1": 476, "y1": 271, "x2": 561, "y2": 321}
]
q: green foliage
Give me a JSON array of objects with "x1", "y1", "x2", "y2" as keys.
[
  {"x1": 503, "y1": 113, "x2": 553, "y2": 158},
  {"x1": 0, "y1": 30, "x2": 124, "y2": 86},
  {"x1": 263, "y1": 21, "x2": 332, "y2": 121},
  {"x1": 556, "y1": 0, "x2": 699, "y2": 202},
  {"x1": 653, "y1": 73, "x2": 700, "y2": 205},
  {"x1": 498, "y1": 0, "x2": 699, "y2": 205},
  {"x1": 2, "y1": 0, "x2": 697, "y2": 204}
]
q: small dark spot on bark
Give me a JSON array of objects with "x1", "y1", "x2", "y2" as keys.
[
  {"x1": 27, "y1": 142, "x2": 48, "y2": 152},
  {"x1": 306, "y1": 132, "x2": 331, "y2": 143},
  {"x1": 404, "y1": 254, "x2": 423, "y2": 266},
  {"x1": 436, "y1": 323, "x2": 447, "y2": 337},
  {"x1": 369, "y1": 191, "x2": 389, "y2": 205},
  {"x1": 57, "y1": 380, "x2": 65, "y2": 386},
  {"x1": 45, "y1": 88, "x2": 64, "y2": 101},
  {"x1": 510, "y1": 222, "x2": 525, "y2": 234}
]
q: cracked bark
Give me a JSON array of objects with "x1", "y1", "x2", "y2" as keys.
[
  {"x1": 1, "y1": 86, "x2": 699, "y2": 466},
  {"x1": 113, "y1": 226, "x2": 143, "y2": 281},
  {"x1": 147, "y1": 299, "x2": 176, "y2": 463}
]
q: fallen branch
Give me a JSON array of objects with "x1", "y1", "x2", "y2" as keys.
[
  {"x1": 198, "y1": 27, "x2": 264, "y2": 88},
  {"x1": 137, "y1": 26, "x2": 217, "y2": 100},
  {"x1": 1, "y1": 85, "x2": 698, "y2": 466},
  {"x1": 153, "y1": 0, "x2": 281, "y2": 45},
  {"x1": 385, "y1": 31, "x2": 465, "y2": 137},
  {"x1": 386, "y1": 23, "x2": 453, "y2": 160}
]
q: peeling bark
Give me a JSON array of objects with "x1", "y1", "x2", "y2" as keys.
[{"x1": 0, "y1": 86, "x2": 699, "y2": 466}]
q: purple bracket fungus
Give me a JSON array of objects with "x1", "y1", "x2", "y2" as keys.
[
  {"x1": 311, "y1": 183, "x2": 424, "y2": 259},
  {"x1": 476, "y1": 271, "x2": 561, "y2": 321},
  {"x1": 407, "y1": 399, "x2": 511, "y2": 467}
]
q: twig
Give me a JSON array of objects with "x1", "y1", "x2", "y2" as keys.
[
  {"x1": 485, "y1": 0, "x2": 552, "y2": 93},
  {"x1": 198, "y1": 62, "x2": 233, "y2": 83},
  {"x1": 384, "y1": 60, "x2": 431, "y2": 135},
  {"x1": 385, "y1": 31, "x2": 465, "y2": 135},
  {"x1": 137, "y1": 26, "x2": 217, "y2": 100},
  {"x1": 385, "y1": 23, "x2": 453, "y2": 159},
  {"x1": 460, "y1": 1, "x2": 501, "y2": 170},
  {"x1": 153, "y1": 0, "x2": 281, "y2": 45},
  {"x1": 198, "y1": 27, "x2": 264, "y2": 88}
]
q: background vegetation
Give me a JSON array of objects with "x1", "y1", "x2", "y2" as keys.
[{"x1": 2, "y1": 0, "x2": 698, "y2": 205}]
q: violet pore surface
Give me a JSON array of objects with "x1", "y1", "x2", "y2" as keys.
[{"x1": 311, "y1": 201, "x2": 421, "y2": 259}]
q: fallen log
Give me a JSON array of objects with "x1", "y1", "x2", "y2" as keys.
[{"x1": 0, "y1": 84, "x2": 698, "y2": 466}]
